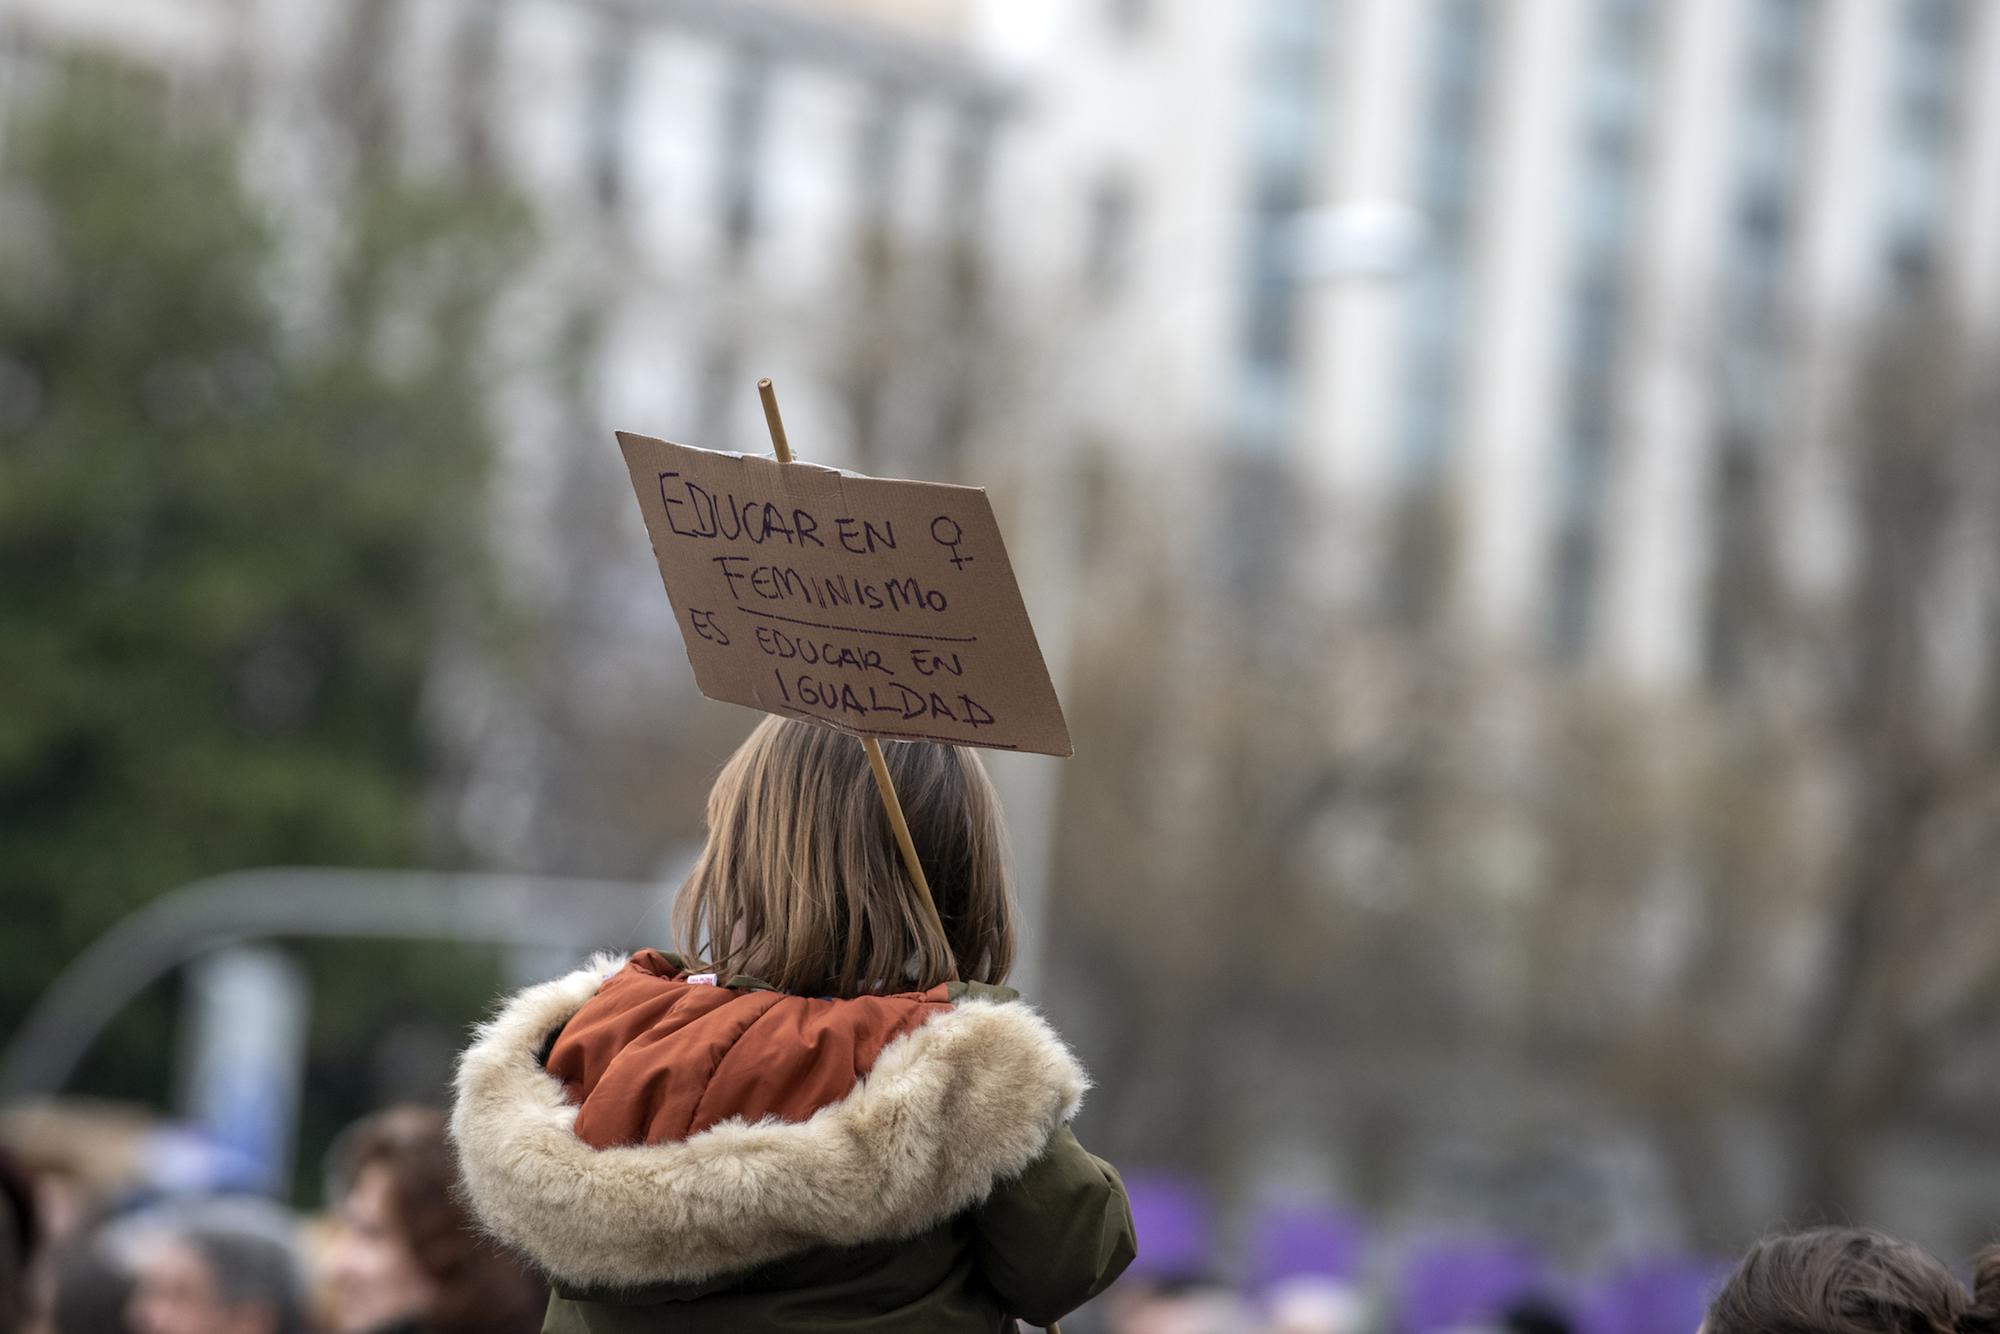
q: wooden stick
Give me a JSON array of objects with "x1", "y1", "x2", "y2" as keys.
[
  {"x1": 754, "y1": 378, "x2": 959, "y2": 981},
  {"x1": 862, "y1": 733, "x2": 955, "y2": 972},
  {"x1": 757, "y1": 378, "x2": 793, "y2": 464}
]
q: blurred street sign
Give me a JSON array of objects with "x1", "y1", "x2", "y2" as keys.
[{"x1": 177, "y1": 946, "x2": 309, "y2": 1195}]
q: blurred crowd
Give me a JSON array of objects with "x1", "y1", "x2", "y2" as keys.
[
  {"x1": 0, "y1": 1100, "x2": 1717, "y2": 1334},
  {"x1": 1082, "y1": 1180, "x2": 1717, "y2": 1334},
  {"x1": 7, "y1": 1098, "x2": 1998, "y2": 1334},
  {"x1": 0, "y1": 1106, "x2": 544, "y2": 1334}
]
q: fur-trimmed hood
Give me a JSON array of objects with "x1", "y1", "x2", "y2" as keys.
[{"x1": 449, "y1": 954, "x2": 1089, "y2": 1291}]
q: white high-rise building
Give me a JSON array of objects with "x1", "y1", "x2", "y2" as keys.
[
  {"x1": 0, "y1": 0, "x2": 1013, "y2": 456},
  {"x1": 982, "y1": 0, "x2": 2000, "y2": 689},
  {"x1": 7, "y1": 0, "x2": 1998, "y2": 697},
  {"x1": 0, "y1": 0, "x2": 1044, "y2": 875}
]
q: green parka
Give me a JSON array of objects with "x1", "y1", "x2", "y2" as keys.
[{"x1": 450, "y1": 953, "x2": 1135, "y2": 1334}]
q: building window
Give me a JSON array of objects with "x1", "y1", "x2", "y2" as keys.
[
  {"x1": 854, "y1": 85, "x2": 904, "y2": 216},
  {"x1": 1884, "y1": 0, "x2": 1965, "y2": 285},
  {"x1": 1722, "y1": 0, "x2": 1814, "y2": 355},
  {"x1": 450, "y1": 8, "x2": 499, "y2": 173},
  {"x1": 1232, "y1": 0, "x2": 1331, "y2": 457},
  {"x1": 1549, "y1": 0, "x2": 1658, "y2": 663},
  {"x1": 944, "y1": 104, "x2": 996, "y2": 245},
  {"x1": 1551, "y1": 520, "x2": 1600, "y2": 662},
  {"x1": 719, "y1": 50, "x2": 770, "y2": 261},
  {"x1": 851, "y1": 84, "x2": 903, "y2": 287},
  {"x1": 1703, "y1": 431, "x2": 1764, "y2": 687},
  {"x1": 586, "y1": 24, "x2": 634, "y2": 212},
  {"x1": 696, "y1": 343, "x2": 742, "y2": 449},
  {"x1": 1085, "y1": 174, "x2": 1135, "y2": 294},
  {"x1": 1703, "y1": 0, "x2": 1818, "y2": 688},
  {"x1": 1400, "y1": 0, "x2": 1491, "y2": 481},
  {"x1": 1105, "y1": 0, "x2": 1152, "y2": 41}
]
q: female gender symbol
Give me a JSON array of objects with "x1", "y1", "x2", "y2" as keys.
[{"x1": 931, "y1": 515, "x2": 972, "y2": 570}]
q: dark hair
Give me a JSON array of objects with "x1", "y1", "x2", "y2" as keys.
[
  {"x1": 179, "y1": 1222, "x2": 307, "y2": 1334},
  {"x1": 332, "y1": 1106, "x2": 545, "y2": 1334},
  {"x1": 51, "y1": 1242, "x2": 133, "y2": 1334},
  {"x1": 0, "y1": 1149, "x2": 35, "y2": 1274},
  {"x1": 1708, "y1": 1228, "x2": 2000, "y2": 1334},
  {"x1": 0, "y1": 1147, "x2": 32, "y2": 1334},
  {"x1": 1505, "y1": 1297, "x2": 1575, "y2": 1334}
]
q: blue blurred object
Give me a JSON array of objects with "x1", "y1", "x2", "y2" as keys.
[
  {"x1": 1575, "y1": 1256, "x2": 1728, "y2": 1334},
  {"x1": 136, "y1": 1124, "x2": 271, "y2": 1198},
  {"x1": 180, "y1": 946, "x2": 310, "y2": 1197},
  {"x1": 1247, "y1": 1200, "x2": 1367, "y2": 1290},
  {"x1": 1121, "y1": 1173, "x2": 1213, "y2": 1284},
  {"x1": 1396, "y1": 1236, "x2": 1548, "y2": 1331}
]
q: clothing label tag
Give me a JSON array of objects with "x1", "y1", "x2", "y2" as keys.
[{"x1": 687, "y1": 973, "x2": 719, "y2": 986}]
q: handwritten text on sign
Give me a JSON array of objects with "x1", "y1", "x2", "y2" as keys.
[{"x1": 616, "y1": 432, "x2": 1072, "y2": 757}]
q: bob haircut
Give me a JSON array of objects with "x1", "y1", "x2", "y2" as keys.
[{"x1": 673, "y1": 716, "x2": 1016, "y2": 997}]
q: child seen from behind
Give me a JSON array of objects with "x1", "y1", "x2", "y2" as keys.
[{"x1": 451, "y1": 718, "x2": 1136, "y2": 1333}]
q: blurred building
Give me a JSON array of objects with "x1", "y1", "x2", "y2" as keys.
[
  {"x1": 9, "y1": 0, "x2": 1995, "y2": 693},
  {"x1": 998, "y1": 0, "x2": 2000, "y2": 689},
  {"x1": 0, "y1": 0, "x2": 1013, "y2": 562},
  {"x1": 0, "y1": 0, "x2": 1039, "y2": 868}
]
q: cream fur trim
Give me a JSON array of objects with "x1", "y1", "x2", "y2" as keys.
[{"x1": 449, "y1": 957, "x2": 1089, "y2": 1289}]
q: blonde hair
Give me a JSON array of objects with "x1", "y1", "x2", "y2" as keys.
[{"x1": 673, "y1": 717, "x2": 1017, "y2": 996}]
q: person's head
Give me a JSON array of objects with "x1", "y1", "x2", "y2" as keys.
[
  {"x1": 1504, "y1": 1296, "x2": 1575, "y2": 1334},
  {"x1": 0, "y1": 1147, "x2": 38, "y2": 1334},
  {"x1": 1109, "y1": 1280, "x2": 1261, "y2": 1334},
  {"x1": 126, "y1": 1222, "x2": 304, "y2": 1334},
  {"x1": 1706, "y1": 1228, "x2": 2000, "y2": 1334},
  {"x1": 674, "y1": 717, "x2": 1016, "y2": 996},
  {"x1": 322, "y1": 1106, "x2": 544, "y2": 1334},
  {"x1": 1263, "y1": 1276, "x2": 1367, "y2": 1334},
  {"x1": 50, "y1": 1238, "x2": 133, "y2": 1334}
]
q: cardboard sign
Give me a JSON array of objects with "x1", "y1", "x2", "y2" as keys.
[{"x1": 616, "y1": 431, "x2": 1072, "y2": 757}]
